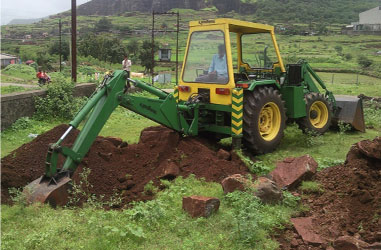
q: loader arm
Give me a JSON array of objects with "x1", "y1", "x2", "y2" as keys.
[{"x1": 25, "y1": 70, "x2": 194, "y2": 206}]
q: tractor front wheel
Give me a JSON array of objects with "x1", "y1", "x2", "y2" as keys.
[
  {"x1": 243, "y1": 87, "x2": 286, "y2": 154},
  {"x1": 297, "y1": 93, "x2": 332, "y2": 134}
]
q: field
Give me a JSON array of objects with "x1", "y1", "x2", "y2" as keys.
[{"x1": 1, "y1": 9, "x2": 381, "y2": 250}]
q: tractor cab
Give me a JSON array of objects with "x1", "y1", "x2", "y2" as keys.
[{"x1": 179, "y1": 18, "x2": 285, "y2": 105}]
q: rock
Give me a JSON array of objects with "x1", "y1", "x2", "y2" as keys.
[
  {"x1": 291, "y1": 217, "x2": 323, "y2": 245},
  {"x1": 117, "y1": 175, "x2": 127, "y2": 183},
  {"x1": 98, "y1": 152, "x2": 112, "y2": 161},
  {"x1": 217, "y1": 149, "x2": 230, "y2": 160},
  {"x1": 221, "y1": 174, "x2": 247, "y2": 193},
  {"x1": 160, "y1": 162, "x2": 180, "y2": 180},
  {"x1": 333, "y1": 236, "x2": 370, "y2": 250},
  {"x1": 252, "y1": 177, "x2": 283, "y2": 204},
  {"x1": 271, "y1": 155, "x2": 318, "y2": 189},
  {"x1": 291, "y1": 238, "x2": 299, "y2": 247},
  {"x1": 182, "y1": 196, "x2": 220, "y2": 218},
  {"x1": 358, "y1": 190, "x2": 373, "y2": 204},
  {"x1": 367, "y1": 242, "x2": 381, "y2": 249},
  {"x1": 104, "y1": 136, "x2": 123, "y2": 147},
  {"x1": 221, "y1": 175, "x2": 283, "y2": 204}
]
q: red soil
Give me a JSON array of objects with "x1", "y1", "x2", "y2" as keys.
[
  {"x1": 276, "y1": 137, "x2": 381, "y2": 249},
  {"x1": 1, "y1": 125, "x2": 251, "y2": 206}
]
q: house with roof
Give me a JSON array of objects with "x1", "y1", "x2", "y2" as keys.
[{"x1": 0, "y1": 53, "x2": 18, "y2": 68}]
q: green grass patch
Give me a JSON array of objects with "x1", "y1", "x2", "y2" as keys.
[
  {"x1": 317, "y1": 72, "x2": 381, "y2": 97},
  {"x1": 2, "y1": 176, "x2": 299, "y2": 250},
  {"x1": 299, "y1": 181, "x2": 324, "y2": 194},
  {"x1": 1, "y1": 85, "x2": 36, "y2": 94}
]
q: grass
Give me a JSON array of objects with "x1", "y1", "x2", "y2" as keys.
[
  {"x1": 1, "y1": 85, "x2": 38, "y2": 94},
  {"x1": 299, "y1": 181, "x2": 324, "y2": 194},
  {"x1": 317, "y1": 72, "x2": 381, "y2": 97},
  {"x1": 1, "y1": 176, "x2": 299, "y2": 250}
]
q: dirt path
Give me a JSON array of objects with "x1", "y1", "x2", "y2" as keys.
[{"x1": 1, "y1": 82, "x2": 39, "y2": 88}]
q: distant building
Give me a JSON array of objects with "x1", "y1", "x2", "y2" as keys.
[
  {"x1": 343, "y1": 6, "x2": 381, "y2": 35},
  {"x1": 360, "y1": 6, "x2": 381, "y2": 26},
  {"x1": 0, "y1": 53, "x2": 18, "y2": 68}
]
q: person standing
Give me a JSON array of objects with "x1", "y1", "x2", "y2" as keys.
[{"x1": 122, "y1": 55, "x2": 132, "y2": 78}]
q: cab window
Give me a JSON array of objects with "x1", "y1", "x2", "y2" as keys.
[
  {"x1": 241, "y1": 33, "x2": 277, "y2": 69},
  {"x1": 183, "y1": 30, "x2": 229, "y2": 84}
]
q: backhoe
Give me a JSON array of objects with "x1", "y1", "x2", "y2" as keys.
[{"x1": 24, "y1": 19, "x2": 365, "y2": 206}]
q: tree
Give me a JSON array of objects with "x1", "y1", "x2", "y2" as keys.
[
  {"x1": 78, "y1": 33, "x2": 126, "y2": 64},
  {"x1": 138, "y1": 40, "x2": 158, "y2": 73},
  {"x1": 126, "y1": 39, "x2": 139, "y2": 58},
  {"x1": 94, "y1": 17, "x2": 113, "y2": 33},
  {"x1": 49, "y1": 40, "x2": 70, "y2": 60}
]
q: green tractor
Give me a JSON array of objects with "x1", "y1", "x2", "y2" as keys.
[{"x1": 24, "y1": 19, "x2": 365, "y2": 206}]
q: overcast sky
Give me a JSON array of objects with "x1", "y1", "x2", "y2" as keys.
[{"x1": 1, "y1": 0, "x2": 91, "y2": 25}]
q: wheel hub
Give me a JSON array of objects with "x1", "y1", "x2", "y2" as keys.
[{"x1": 258, "y1": 102, "x2": 281, "y2": 141}]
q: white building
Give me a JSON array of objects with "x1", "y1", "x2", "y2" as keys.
[{"x1": 358, "y1": 6, "x2": 381, "y2": 31}]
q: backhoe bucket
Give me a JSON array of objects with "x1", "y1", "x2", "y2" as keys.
[
  {"x1": 24, "y1": 175, "x2": 72, "y2": 207},
  {"x1": 333, "y1": 95, "x2": 365, "y2": 132}
]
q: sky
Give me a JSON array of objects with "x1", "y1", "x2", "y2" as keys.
[{"x1": 1, "y1": 0, "x2": 91, "y2": 25}]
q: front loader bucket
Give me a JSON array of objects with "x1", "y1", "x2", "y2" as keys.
[
  {"x1": 24, "y1": 175, "x2": 72, "y2": 207},
  {"x1": 333, "y1": 95, "x2": 365, "y2": 132}
]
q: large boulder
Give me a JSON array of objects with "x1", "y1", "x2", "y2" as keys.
[
  {"x1": 182, "y1": 196, "x2": 220, "y2": 218},
  {"x1": 221, "y1": 174, "x2": 247, "y2": 193},
  {"x1": 271, "y1": 155, "x2": 318, "y2": 189},
  {"x1": 221, "y1": 174, "x2": 283, "y2": 204},
  {"x1": 253, "y1": 177, "x2": 283, "y2": 204}
]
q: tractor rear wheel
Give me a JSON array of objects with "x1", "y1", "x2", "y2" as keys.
[
  {"x1": 297, "y1": 93, "x2": 332, "y2": 134},
  {"x1": 243, "y1": 87, "x2": 286, "y2": 154}
]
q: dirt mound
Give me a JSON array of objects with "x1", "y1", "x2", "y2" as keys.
[
  {"x1": 277, "y1": 137, "x2": 381, "y2": 249},
  {"x1": 1, "y1": 125, "x2": 251, "y2": 206}
]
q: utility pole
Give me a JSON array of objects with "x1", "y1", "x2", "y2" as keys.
[
  {"x1": 151, "y1": 11, "x2": 155, "y2": 85},
  {"x1": 71, "y1": 0, "x2": 77, "y2": 82},
  {"x1": 59, "y1": 19, "x2": 62, "y2": 72}
]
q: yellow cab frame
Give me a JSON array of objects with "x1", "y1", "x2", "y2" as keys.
[{"x1": 178, "y1": 18, "x2": 285, "y2": 105}]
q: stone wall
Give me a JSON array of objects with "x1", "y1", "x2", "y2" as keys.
[{"x1": 1, "y1": 83, "x2": 96, "y2": 130}]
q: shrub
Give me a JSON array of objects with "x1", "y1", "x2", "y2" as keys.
[
  {"x1": 344, "y1": 53, "x2": 353, "y2": 61},
  {"x1": 3, "y1": 64, "x2": 36, "y2": 75},
  {"x1": 357, "y1": 55, "x2": 373, "y2": 68},
  {"x1": 34, "y1": 75, "x2": 86, "y2": 120}
]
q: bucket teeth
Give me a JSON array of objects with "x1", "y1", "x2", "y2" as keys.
[{"x1": 24, "y1": 175, "x2": 72, "y2": 207}]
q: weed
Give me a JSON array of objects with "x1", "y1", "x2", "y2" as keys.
[
  {"x1": 316, "y1": 157, "x2": 344, "y2": 170},
  {"x1": 8, "y1": 187, "x2": 27, "y2": 207},
  {"x1": 10, "y1": 117, "x2": 32, "y2": 131},
  {"x1": 143, "y1": 180, "x2": 158, "y2": 195},
  {"x1": 305, "y1": 130, "x2": 322, "y2": 147},
  {"x1": 299, "y1": 181, "x2": 324, "y2": 194},
  {"x1": 338, "y1": 121, "x2": 352, "y2": 134},
  {"x1": 235, "y1": 150, "x2": 271, "y2": 175}
]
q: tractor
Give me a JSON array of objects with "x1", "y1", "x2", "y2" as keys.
[{"x1": 24, "y1": 19, "x2": 365, "y2": 206}]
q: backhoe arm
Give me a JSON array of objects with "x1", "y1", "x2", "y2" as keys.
[{"x1": 24, "y1": 70, "x2": 198, "y2": 206}]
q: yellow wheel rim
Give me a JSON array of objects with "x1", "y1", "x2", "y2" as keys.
[
  {"x1": 258, "y1": 102, "x2": 281, "y2": 141},
  {"x1": 309, "y1": 101, "x2": 329, "y2": 128}
]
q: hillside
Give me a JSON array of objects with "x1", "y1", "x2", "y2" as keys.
[
  {"x1": 74, "y1": 0, "x2": 380, "y2": 24},
  {"x1": 7, "y1": 18, "x2": 43, "y2": 25}
]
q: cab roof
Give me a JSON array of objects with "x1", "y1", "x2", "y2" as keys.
[{"x1": 189, "y1": 18, "x2": 274, "y2": 34}]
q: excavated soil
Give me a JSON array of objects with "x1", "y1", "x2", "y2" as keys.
[
  {"x1": 1, "y1": 125, "x2": 251, "y2": 206},
  {"x1": 276, "y1": 137, "x2": 381, "y2": 249}
]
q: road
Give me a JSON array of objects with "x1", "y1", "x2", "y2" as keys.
[{"x1": 0, "y1": 82, "x2": 39, "y2": 88}]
